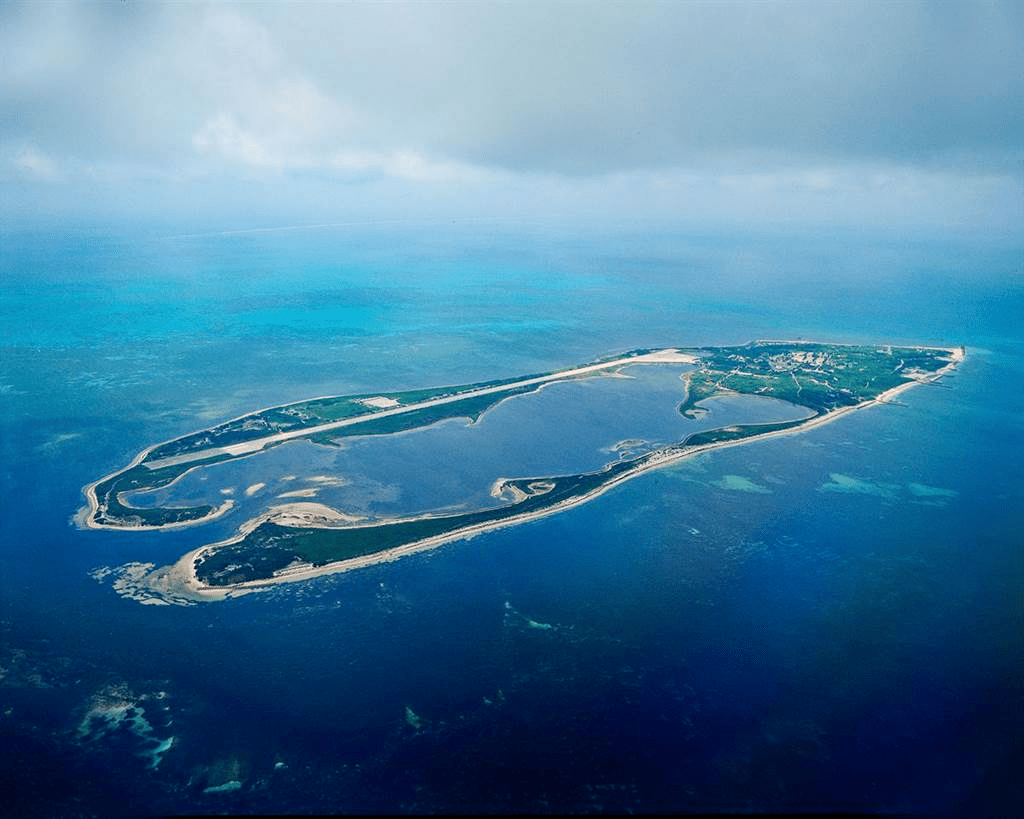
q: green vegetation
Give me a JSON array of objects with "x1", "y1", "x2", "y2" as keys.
[
  {"x1": 682, "y1": 419, "x2": 807, "y2": 447},
  {"x1": 678, "y1": 342, "x2": 949, "y2": 416}
]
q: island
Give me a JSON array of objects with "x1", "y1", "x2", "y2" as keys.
[{"x1": 80, "y1": 341, "x2": 963, "y2": 604}]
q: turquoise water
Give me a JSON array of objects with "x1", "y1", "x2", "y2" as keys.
[{"x1": 1, "y1": 223, "x2": 1021, "y2": 814}]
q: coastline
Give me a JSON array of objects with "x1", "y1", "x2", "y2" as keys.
[{"x1": 125, "y1": 345, "x2": 963, "y2": 604}]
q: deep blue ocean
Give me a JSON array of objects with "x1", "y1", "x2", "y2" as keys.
[{"x1": 1, "y1": 223, "x2": 1021, "y2": 815}]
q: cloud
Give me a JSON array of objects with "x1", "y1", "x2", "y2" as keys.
[
  {"x1": 0, "y1": 1, "x2": 1021, "y2": 230},
  {"x1": 259, "y1": 0, "x2": 1022, "y2": 176}
]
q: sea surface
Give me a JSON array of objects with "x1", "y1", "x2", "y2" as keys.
[{"x1": 1, "y1": 223, "x2": 1022, "y2": 815}]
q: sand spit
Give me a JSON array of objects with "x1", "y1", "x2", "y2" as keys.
[
  {"x1": 98, "y1": 345, "x2": 963, "y2": 605},
  {"x1": 264, "y1": 502, "x2": 364, "y2": 528},
  {"x1": 277, "y1": 488, "x2": 320, "y2": 499},
  {"x1": 307, "y1": 475, "x2": 349, "y2": 486},
  {"x1": 489, "y1": 478, "x2": 556, "y2": 504}
]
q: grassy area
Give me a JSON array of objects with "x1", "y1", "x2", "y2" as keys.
[{"x1": 678, "y1": 342, "x2": 949, "y2": 416}]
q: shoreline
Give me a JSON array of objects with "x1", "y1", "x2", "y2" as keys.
[{"x1": 124, "y1": 345, "x2": 963, "y2": 604}]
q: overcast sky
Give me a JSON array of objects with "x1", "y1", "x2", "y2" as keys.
[{"x1": 2, "y1": 0, "x2": 1022, "y2": 233}]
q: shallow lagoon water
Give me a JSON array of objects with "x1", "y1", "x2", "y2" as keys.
[{"x1": 127, "y1": 364, "x2": 813, "y2": 521}]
